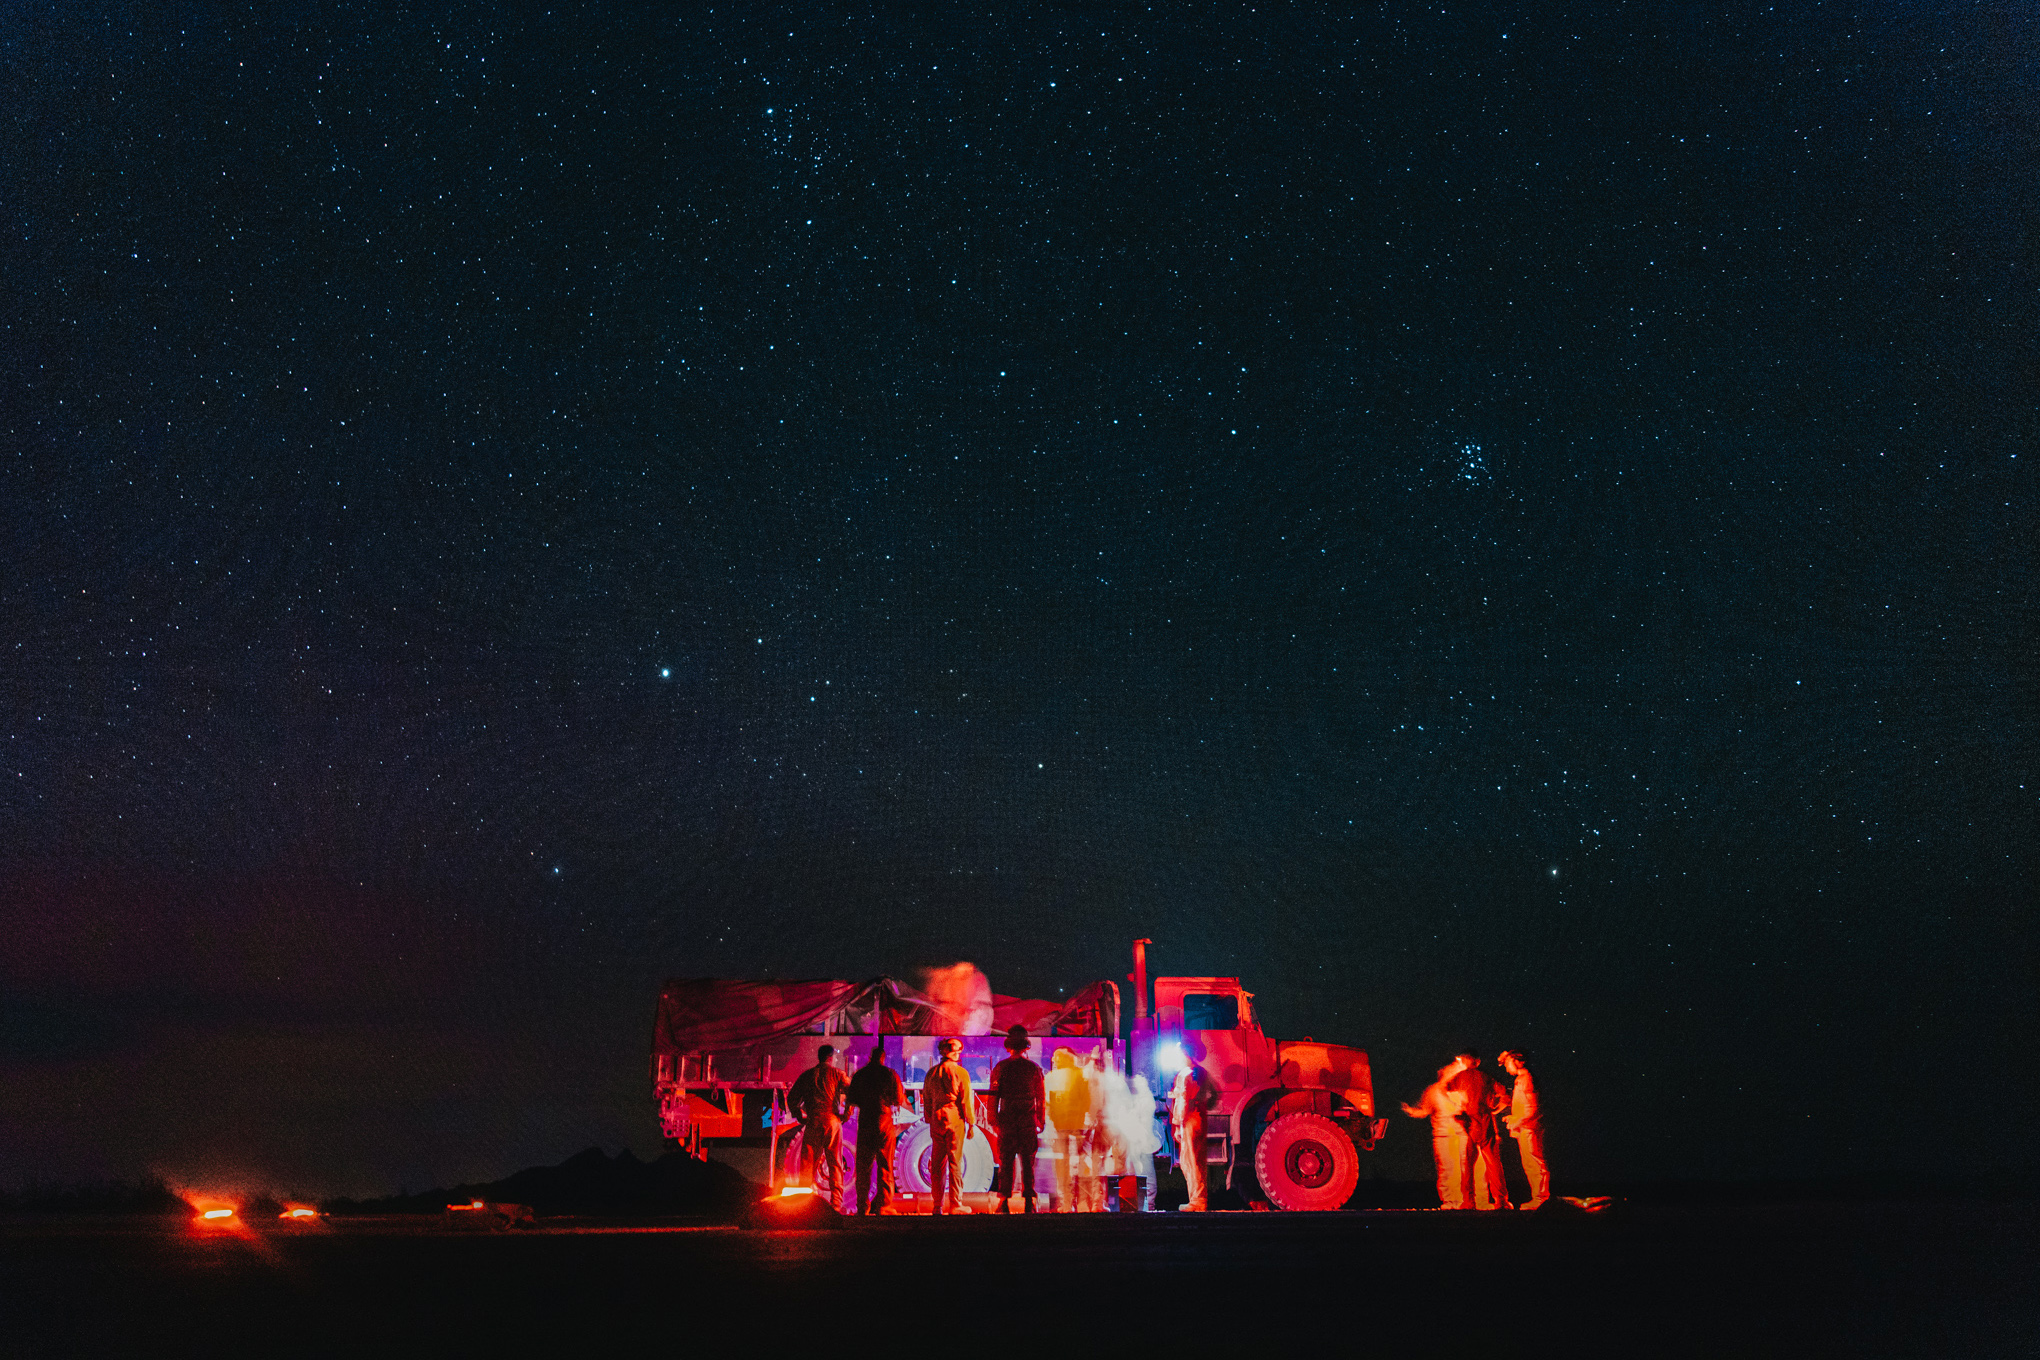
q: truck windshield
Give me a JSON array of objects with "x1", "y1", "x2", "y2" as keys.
[{"x1": 1183, "y1": 993, "x2": 1239, "y2": 1030}]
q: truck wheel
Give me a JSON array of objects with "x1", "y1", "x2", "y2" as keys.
[
  {"x1": 893, "y1": 1123, "x2": 997, "y2": 1193},
  {"x1": 1252, "y1": 1113, "x2": 1359, "y2": 1212}
]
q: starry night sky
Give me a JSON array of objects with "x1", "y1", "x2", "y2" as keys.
[{"x1": 4, "y1": 2, "x2": 2033, "y2": 1198}]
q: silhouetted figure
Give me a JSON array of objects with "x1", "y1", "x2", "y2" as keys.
[
  {"x1": 787, "y1": 1044, "x2": 850, "y2": 1210},
  {"x1": 846, "y1": 1044, "x2": 907, "y2": 1215},
  {"x1": 989, "y1": 1025, "x2": 1046, "y2": 1213}
]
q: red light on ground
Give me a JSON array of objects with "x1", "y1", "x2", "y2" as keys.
[
  {"x1": 447, "y1": 1200, "x2": 485, "y2": 1211},
  {"x1": 201, "y1": 1208, "x2": 234, "y2": 1220},
  {"x1": 280, "y1": 1207, "x2": 318, "y2": 1219},
  {"x1": 777, "y1": 1186, "x2": 815, "y2": 1198}
]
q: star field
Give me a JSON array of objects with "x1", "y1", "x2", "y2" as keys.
[{"x1": 2, "y1": 3, "x2": 2032, "y2": 1196}]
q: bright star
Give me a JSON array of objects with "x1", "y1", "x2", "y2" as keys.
[{"x1": 660, "y1": 667, "x2": 671, "y2": 679}]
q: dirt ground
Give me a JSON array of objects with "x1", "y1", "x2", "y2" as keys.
[{"x1": 2, "y1": 1200, "x2": 2033, "y2": 1358}]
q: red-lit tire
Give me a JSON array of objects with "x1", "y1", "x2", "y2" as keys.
[{"x1": 1253, "y1": 1113, "x2": 1359, "y2": 1211}]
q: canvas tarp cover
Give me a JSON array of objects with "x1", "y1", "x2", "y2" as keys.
[
  {"x1": 654, "y1": 977, "x2": 1120, "y2": 1057},
  {"x1": 652, "y1": 979, "x2": 928, "y2": 1058}
]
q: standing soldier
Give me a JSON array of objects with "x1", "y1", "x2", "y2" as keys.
[
  {"x1": 1169, "y1": 1039, "x2": 1220, "y2": 1212},
  {"x1": 1446, "y1": 1049, "x2": 1511, "y2": 1212},
  {"x1": 1045, "y1": 1048, "x2": 1091, "y2": 1211},
  {"x1": 846, "y1": 1044, "x2": 907, "y2": 1216},
  {"x1": 786, "y1": 1044, "x2": 850, "y2": 1211},
  {"x1": 922, "y1": 1037, "x2": 976, "y2": 1215},
  {"x1": 989, "y1": 1025, "x2": 1046, "y2": 1214},
  {"x1": 1498, "y1": 1051, "x2": 1550, "y2": 1210},
  {"x1": 1401, "y1": 1061, "x2": 1471, "y2": 1210}
]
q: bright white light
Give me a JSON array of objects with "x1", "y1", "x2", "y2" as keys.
[
  {"x1": 1156, "y1": 1041, "x2": 1184, "y2": 1073},
  {"x1": 660, "y1": 668, "x2": 671, "y2": 678}
]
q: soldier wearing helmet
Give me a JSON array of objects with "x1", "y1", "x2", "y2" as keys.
[
  {"x1": 922, "y1": 1037, "x2": 976, "y2": 1215},
  {"x1": 989, "y1": 1025, "x2": 1046, "y2": 1213}
]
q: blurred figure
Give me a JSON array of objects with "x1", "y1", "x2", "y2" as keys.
[
  {"x1": 1498, "y1": 1051, "x2": 1549, "y2": 1210},
  {"x1": 1078, "y1": 1053, "x2": 1111, "y2": 1211},
  {"x1": 1045, "y1": 1048, "x2": 1091, "y2": 1211},
  {"x1": 1401, "y1": 1061, "x2": 1472, "y2": 1209},
  {"x1": 846, "y1": 1044, "x2": 907, "y2": 1215},
  {"x1": 787, "y1": 1043, "x2": 849, "y2": 1210},
  {"x1": 921, "y1": 962, "x2": 994, "y2": 1035},
  {"x1": 989, "y1": 1025, "x2": 1046, "y2": 1213},
  {"x1": 1169, "y1": 1039, "x2": 1220, "y2": 1212},
  {"x1": 922, "y1": 1037, "x2": 976, "y2": 1214},
  {"x1": 1446, "y1": 1049, "x2": 1511, "y2": 1212}
]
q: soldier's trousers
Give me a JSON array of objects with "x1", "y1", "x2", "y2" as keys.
[
  {"x1": 928, "y1": 1112, "x2": 967, "y2": 1214},
  {"x1": 997, "y1": 1125, "x2": 1038, "y2": 1204},
  {"x1": 800, "y1": 1119, "x2": 845, "y2": 1210},
  {"x1": 1457, "y1": 1133, "x2": 1510, "y2": 1211},
  {"x1": 1050, "y1": 1131, "x2": 1085, "y2": 1210},
  {"x1": 1176, "y1": 1113, "x2": 1208, "y2": 1210},
  {"x1": 853, "y1": 1129, "x2": 895, "y2": 1214},
  {"x1": 1512, "y1": 1126, "x2": 1549, "y2": 1208},
  {"x1": 1433, "y1": 1132, "x2": 1469, "y2": 1209}
]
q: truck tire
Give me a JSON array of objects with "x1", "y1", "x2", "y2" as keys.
[
  {"x1": 892, "y1": 1122, "x2": 997, "y2": 1194},
  {"x1": 1252, "y1": 1113, "x2": 1359, "y2": 1212}
]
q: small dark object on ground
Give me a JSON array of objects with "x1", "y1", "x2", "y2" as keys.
[{"x1": 742, "y1": 1191, "x2": 846, "y2": 1230}]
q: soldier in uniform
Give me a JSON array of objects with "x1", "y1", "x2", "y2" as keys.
[
  {"x1": 922, "y1": 1037, "x2": 976, "y2": 1215},
  {"x1": 846, "y1": 1044, "x2": 907, "y2": 1215},
  {"x1": 989, "y1": 1025, "x2": 1046, "y2": 1214},
  {"x1": 1169, "y1": 1039, "x2": 1220, "y2": 1212},
  {"x1": 787, "y1": 1043, "x2": 850, "y2": 1210},
  {"x1": 1446, "y1": 1049, "x2": 1511, "y2": 1212},
  {"x1": 1498, "y1": 1050, "x2": 1549, "y2": 1210},
  {"x1": 1401, "y1": 1061, "x2": 1472, "y2": 1209}
]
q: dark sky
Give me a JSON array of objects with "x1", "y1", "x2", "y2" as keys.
[{"x1": 4, "y1": 2, "x2": 2033, "y2": 1198}]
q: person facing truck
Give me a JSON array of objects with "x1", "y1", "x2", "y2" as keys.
[
  {"x1": 922, "y1": 1037, "x2": 976, "y2": 1215},
  {"x1": 846, "y1": 1044, "x2": 907, "y2": 1215},
  {"x1": 787, "y1": 1044, "x2": 850, "y2": 1210},
  {"x1": 989, "y1": 1025, "x2": 1046, "y2": 1213}
]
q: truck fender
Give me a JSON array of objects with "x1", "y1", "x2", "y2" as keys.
[{"x1": 1227, "y1": 1081, "x2": 1369, "y2": 1148}]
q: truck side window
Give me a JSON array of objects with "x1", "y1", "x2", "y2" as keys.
[{"x1": 1183, "y1": 993, "x2": 1239, "y2": 1030}]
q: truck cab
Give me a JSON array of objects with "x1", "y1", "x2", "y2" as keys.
[{"x1": 1132, "y1": 973, "x2": 1385, "y2": 1210}]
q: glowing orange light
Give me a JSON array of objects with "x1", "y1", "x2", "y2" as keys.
[
  {"x1": 447, "y1": 1200, "x2": 486, "y2": 1211},
  {"x1": 201, "y1": 1208, "x2": 234, "y2": 1220},
  {"x1": 280, "y1": 1207, "x2": 318, "y2": 1219},
  {"x1": 777, "y1": 1186, "x2": 815, "y2": 1198}
]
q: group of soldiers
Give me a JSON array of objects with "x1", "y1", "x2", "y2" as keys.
[
  {"x1": 1400, "y1": 1049, "x2": 1550, "y2": 1210},
  {"x1": 784, "y1": 1031, "x2": 1545, "y2": 1215},
  {"x1": 785, "y1": 1026, "x2": 1180, "y2": 1215}
]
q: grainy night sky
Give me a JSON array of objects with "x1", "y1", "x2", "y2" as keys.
[{"x1": 4, "y1": 2, "x2": 2033, "y2": 1198}]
